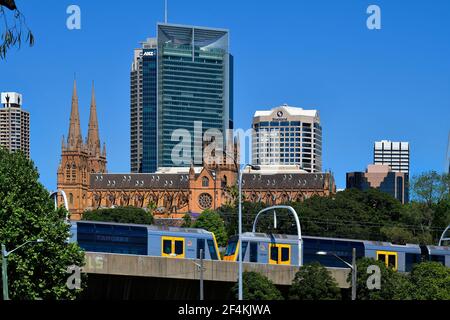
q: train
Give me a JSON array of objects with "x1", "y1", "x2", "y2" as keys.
[
  {"x1": 69, "y1": 220, "x2": 221, "y2": 260},
  {"x1": 223, "y1": 233, "x2": 450, "y2": 272},
  {"x1": 69, "y1": 220, "x2": 450, "y2": 272}
]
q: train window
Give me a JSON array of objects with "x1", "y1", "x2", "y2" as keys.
[
  {"x1": 175, "y1": 240, "x2": 184, "y2": 255},
  {"x1": 197, "y1": 239, "x2": 205, "y2": 259},
  {"x1": 388, "y1": 255, "x2": 396, "y2": 268},
  {"x1": 225, "y1": 241, "x2": 237, "y2": 257},
  {"x1": 377, "y1": 251, "x2": 397, "y2": 271},
  {"x1": 163, "y1": 240, "x2": 172, "y2": 255},
  {"x1": 250, "y1": 242, "x2": 258, "y2": 263},
  {"x1": 241, "y1": 242, "x2": 249, "y2": 261},
  {"x1": 207, "y1": 240, "x2": 218, "y2": 260},
  {"x1": 270, "y1": 246, "x2": 279, "y2": 263},
  {"x1": 281, "y1": 247, "x2": 290, "y2": 262}
]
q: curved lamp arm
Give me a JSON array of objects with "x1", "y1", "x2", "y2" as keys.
[
  {"x1": 50, "y1": 190, "x2": 69, "y2": 222},
  {"x1": 253, "y1": 205, "x2": 303, "y2": 267},
  {"x1": 439, "y1": 225, "x2": 450, "y2": 246},
  {"x1": 4, "y1": 239, "x2": 44, "y2": 257}
]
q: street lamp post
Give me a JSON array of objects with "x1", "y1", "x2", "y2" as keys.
[
  {"x1": 1, "y1": 239, "x2": 44, "y2": 300},
  {"x1": 238, "y1": 164, "x2": 260, "y2": 301},
  {"x1": 317, "y1": 248, "x2": 357, "y2": 300}
]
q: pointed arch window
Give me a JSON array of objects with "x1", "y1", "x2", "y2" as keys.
[
  {"x1": 71, "y1": 164, "x2": 77, "y2": 182},
  {"x1": 202, "y1": 177, "x2": 210, "y2": 188},
  {"x1": 65, "y1": 164, "x2": 71, "y2": 180}
]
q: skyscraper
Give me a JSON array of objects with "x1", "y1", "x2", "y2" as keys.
[
  {"x1": 0, "y1": 92, "x2": 30, "y2": 157},
  {"x1": 347, "y1": 164, "x2": 409, "y2": 204},
  {"x1": 131, "y1": 38, "x2": 158, "y2": 173},
  {"x1": 374, "y1": 140, "x2": 410, "y2": 174},
  {"x1": 252, "y1": 104, "x2": 322, "y2": 173},
  {"x1": 131, "y1": 23, "x2": 233, "y2": 172}
]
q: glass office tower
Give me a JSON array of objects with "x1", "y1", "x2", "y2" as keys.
[
  {"x1": 157, "y1": 23, "x2": 233, "y2": 168},
  {"x1": 131, "y1": 38, "x2": 158, "y2": 173}
]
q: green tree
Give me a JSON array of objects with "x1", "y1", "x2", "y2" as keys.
[
  {"x1": 351, "y1": 258, "x2": 409, "y2": 300},
  {"x1": 0, "y1": 148, "x2": 85, "y2": 300},
  {"x1": 193, "y1": 209, "x2": 228, "y2": 247},
  {"x1": 402, "y1": 262, "x2": 450, "y2": 300},
  {"x1": 231, "y1": 271, "x2": 283, "y2": 300},
  {"x1": 83, "y1": 206, "x2": 153, "y2": 225},
  {"x1": 411, "y1": 171, "x2": 449, "y2": 206},
  {"x1": 182, "y1": 213, "x2": 192, "y2": 228},
  {"x1": 289, "y1": 263, "x2": 341, "y2": 300}
]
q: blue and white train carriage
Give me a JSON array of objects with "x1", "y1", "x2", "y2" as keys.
[
  {"x1": 224, "y1": 232, "x2": 450, "y2": 272},
  {"x1": 69, "y1": 220, "x2": 221, "y2": 260}
]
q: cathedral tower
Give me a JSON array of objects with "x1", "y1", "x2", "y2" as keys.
[{"x1": 57, "y1": 80, "x2": 107, "y2": 220}]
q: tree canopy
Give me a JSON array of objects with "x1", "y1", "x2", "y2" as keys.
[
  {"x1": 83, "y1": 206, "x2": 154, "y2": 225},
  {"x1": 231, "y1": 271, "x2": 283, "y2": 300},
  {"x1": 192, "y1": 209, "x2": 228, "y2": 247},
  {"x1": 0, "y1": 148, "x2": 84, "y2": 300},
  {"x1": 217, "y1": 182, "x2": 450, "y2": 245},
  {"x1": 289, "y1": 263, "x2": 341, "y2": 300}
]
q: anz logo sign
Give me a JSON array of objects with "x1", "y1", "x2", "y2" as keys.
[{"x1": 142, "y1": 50, "x2": 156, "y2": 57}]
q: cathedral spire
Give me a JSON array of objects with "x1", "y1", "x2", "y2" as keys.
[
  {"x1": 67, "y1": 79, "x2": 83, "y2": 150},
  {"x1": 87, "y1": 81, "x2": 101, "y2": 156}
]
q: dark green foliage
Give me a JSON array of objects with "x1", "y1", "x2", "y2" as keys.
[
  {"x1": 83, "y1": 206, "x2": 153, "y2": 225},
  {"x1": 289, "y1": 263, "x2": 341, "y2": 300},
  {"x1": 182, "y1": 213, "x2": 192, "y2": 227},
  {"x1": 231, "y1": 271, "x2": 283, "y2": 300},
  {"x1": 411, "y1": 171, "x2": 449, "y2": 206},
  {"x1": 193, "y1": 209, "x2": 228, "y2": 247},
  {"x1": 351, "y1": 258, "x2": 409, "y2": 300},
  {"x1": 0, "y1": 148, "x2": 85, "y2": 300},
  {"x1": 218, "y1": 184, "x2": 450, "y2": 245},
  {"x1": 402, "y1": 262, "x2": 450, "y2": 300}
]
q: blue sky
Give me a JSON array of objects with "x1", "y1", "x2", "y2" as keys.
[{"x1": 0, "y1": 0, "x2": 449, "y2": 190}]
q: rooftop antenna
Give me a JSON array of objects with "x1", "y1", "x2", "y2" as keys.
[
  {"x1": 446, "y1": 131, "x2": 450, "y2": 174},
  {"x1": 164, "y1": 0, "x2": 168, "y2": 23}
]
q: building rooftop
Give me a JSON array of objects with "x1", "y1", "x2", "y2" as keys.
[
  {"x1": 254, "y1": 104, "x2": 318, "y2": 118},
  {"x1": 1, "y1": 92, "x2": 23, "y2": 107}
]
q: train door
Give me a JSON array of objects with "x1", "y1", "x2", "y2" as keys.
[
  {"x1": 376, "y1": 251, "x2": 397, "y2": 271},
  {"x1": 269, "y1": 244, "x2": 291, "y2": 265},
  {"x1": 161, "y1": 236, "x2": 185, "y2": 258}
]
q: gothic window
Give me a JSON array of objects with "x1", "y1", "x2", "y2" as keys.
[
  {"x1": 198, "y1": 193, "x2": 213, "y2": 209},
  {"x1": 71, "y1": 163, "x2": 77, "y2": 182},
  {"x1": 69, "y1": 193, "x2": 74, "y2": 205},
  {"x1": 202, "y1": 177, "x2": 210, "y2": 188},
  {"x1": 65, "y1": 164, "x2": 71, "y2": 180}
]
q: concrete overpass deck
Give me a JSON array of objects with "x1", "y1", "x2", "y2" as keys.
[{"x1": 84, "y1": 252, "x2": 351, "y2": 288}]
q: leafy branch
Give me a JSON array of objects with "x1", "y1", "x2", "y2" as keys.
[{"x1": 0, "y1": 1, "x2": 34, "y2": 59}]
